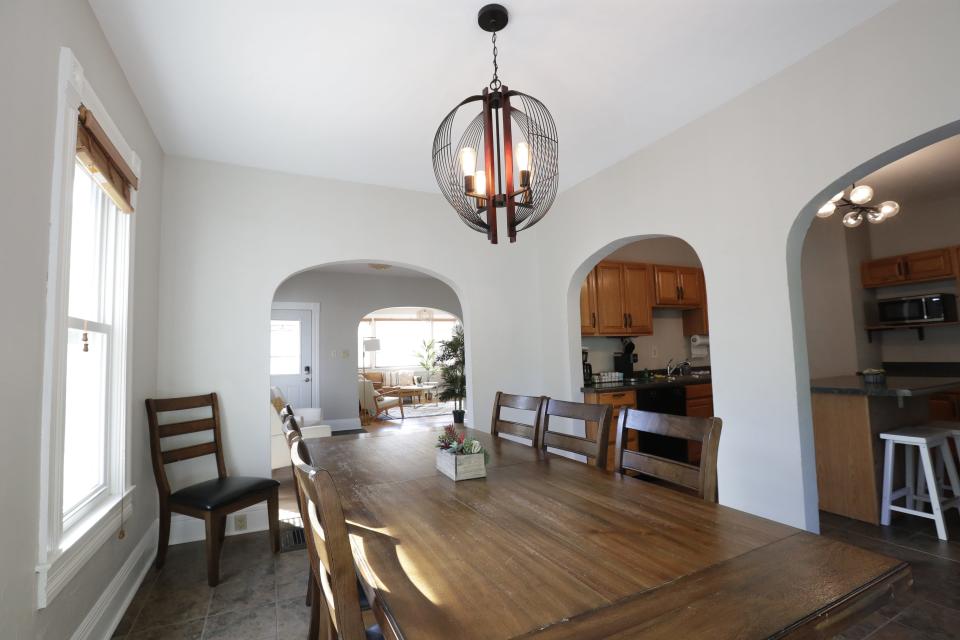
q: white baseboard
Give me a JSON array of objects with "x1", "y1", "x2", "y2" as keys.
[
  {"x1": 168, "y1": 503, "x2": 269, "y2": 545},
  {"x1": 71, "y1": 518, "x2": 158, "y2": 640},
  {"x1": 328, "y1": 417, "x2": 361, "y2": 430}
]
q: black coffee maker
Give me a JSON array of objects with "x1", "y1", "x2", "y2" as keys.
[
  {"x1": 613, "y1": 340, "x2": 638, "y2": 378},
  {"x1": 582, "y1": 349, "x2": 593, "y2": 385}
]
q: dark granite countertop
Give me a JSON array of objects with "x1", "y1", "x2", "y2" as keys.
[
  {"x1": 810, "y1": 376, "x2": 960, "y2": 398},
  {"x1": 581, "y1": 374, "x2": 712, "y2": 393}
]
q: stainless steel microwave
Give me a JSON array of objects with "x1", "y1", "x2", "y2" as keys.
[{"x1": 877, "y1": 293, "x2": 957, "y2": 325}]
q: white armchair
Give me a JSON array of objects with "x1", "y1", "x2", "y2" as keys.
[
  {"x1": 270, "y1": 386, "x2": 324, "y2": 427},
  {"x1": 358, "y1": 376, "x2": 404, "y2": 420}
]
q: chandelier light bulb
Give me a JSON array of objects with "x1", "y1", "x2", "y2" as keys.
[
  {"x1": 866, "y1": 209, "x2": 886, "y2": 224},
  {"x1": 459, "y1": 147, "x2": 477, "y2": 176},
  {"x1": 842, "y1": 210, "x2": 864, "y2": 228},
  {"x1": 817, "y1": 201, "x2": 837, "y2": 218},
  {"x1": 474, "y1": 170, "x2": 487, "y2": 195},
  {"x1": 830, "y1": 190, "x2": 845, "y2": 202},
  {"x1": 849, "y1": 185, "x2": 874, "y2": 205},
  {"x1": 879, "y1": 200, "x2": 900, "y2": 218},
  {"x1": 515, "y1": 142, "x2": 530, "y2": 172}
]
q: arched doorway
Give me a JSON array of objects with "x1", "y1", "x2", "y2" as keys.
[
  {"x1": 569, "y1": 235, "x2": 713, "y2": 472},
  {"x1": 267, "y1": 261, "x2": 467, "y2": 469},
  {"x1": 787, "y1": 122, "x2": 960, "y2": 532}
]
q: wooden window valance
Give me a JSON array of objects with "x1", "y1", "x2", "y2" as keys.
[{"x1": 76, "y1": 105, "x2": 139, "y2": 213}]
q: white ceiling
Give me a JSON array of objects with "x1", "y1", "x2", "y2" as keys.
[
  {"x1": 90, "y1": 0, "x2": 895, "y2": 193},
  {"x1": 861, "y1": 134, "x2": 960, "y2": 205}
]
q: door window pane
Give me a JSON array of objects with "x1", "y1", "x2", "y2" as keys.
[
  {"x1": 62, "y1": 328, "x2": 108, "y2": 514},
  {"x1": 270, "y1": 320, "x2": 301, "y2": 375}
]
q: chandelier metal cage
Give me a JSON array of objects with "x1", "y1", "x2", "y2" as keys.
[{"x1": 432, "y1": 4, "x2": 558, "y2": 244}]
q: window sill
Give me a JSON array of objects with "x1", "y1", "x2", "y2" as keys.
[{"x1": 36, "y1": 486, "x2": 135, "y2": 609}]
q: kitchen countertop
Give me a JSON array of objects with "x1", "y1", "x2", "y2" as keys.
[
  {"x1": 810, "y1": 376, "x2": 960, "y2": 398},
  {"x1": 581, "y1": 374, "x2": 712, "y2": 393}
]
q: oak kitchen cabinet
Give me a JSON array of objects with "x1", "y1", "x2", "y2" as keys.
[
  {"x1": 580, "y1": 261, "x2": 707, "y2": 336},
  {"x1": 654, "y1": 265, "x2": 703, "y2": 306},
  {"x1": 580, "y1": 269, "x2": 598, "y2": 335},
  {"x1": 861, "y1": 247, "x2": 955, "y2": 288},
  {"x1": 592, "y1": 262, "x2": 654, "y2": 336}
]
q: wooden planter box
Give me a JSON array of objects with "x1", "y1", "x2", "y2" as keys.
[{"x1": 436, "y1": 450, "x2": 486, "y2": 481}]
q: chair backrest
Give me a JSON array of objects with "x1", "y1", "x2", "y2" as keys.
[
  {"x1": 490, "y1": 391, "x2": 547, "y2": 446},
  {"x1": 615, "y1": 408, "x2": 723, "y2": 503},
  {"x1": 290, "y1": 438, "x2": 367, "y2": 640},
  {"x1": 145, "y1": 393, "x2": 226, "y2": 499},
  {"x1": 539, "y1": 398, "x2": 613, "y2": 468}
]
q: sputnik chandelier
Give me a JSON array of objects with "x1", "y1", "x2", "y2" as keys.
[
  {"x1": 816, "y1": 184, "x2": 901, "y2": 228},
  {"x1": 432, "y1": 4, "x2": 558, "y2": 244}
]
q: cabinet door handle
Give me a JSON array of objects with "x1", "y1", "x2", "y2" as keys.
[
  {"x1": 676, "y1": 286, "x2": 681, "y2": 301},
  {"x1": 680, "y1": 286, "x2": 685, "y2": 300},
  {"x1": 896, "y1": 261, "x2": 903, "y2": 277},
  {"x1": 623, "y1": 313, "x2": 628, "y2": 328}
]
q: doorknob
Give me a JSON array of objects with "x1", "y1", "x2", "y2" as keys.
[{"x1": 304, "y1": 377, "x2": 311, "y2": 382}]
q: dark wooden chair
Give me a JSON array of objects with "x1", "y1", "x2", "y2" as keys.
[
  {"x1": 290, "y1": 437, "x2": 385, "y2": 640},
  {"x1": 490, "y1": 391, "x2": 547, "y2": 447},
  {"x1": 145, "y1": 393, "x2": 280, "y2": 586},
  {"x1": 538, "y1": 398, "x2": 613, "y2": 468},
  {"x1": 614, "y1": 408, "x2": 723, "y2": 503}
]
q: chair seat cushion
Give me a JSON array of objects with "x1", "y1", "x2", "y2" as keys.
[
  {"x1": 170, "y1": 476, "x2": 279, "y2": 511},
  {"x1": 366, "y1": 624, "x2": 383, "y2": 640}
]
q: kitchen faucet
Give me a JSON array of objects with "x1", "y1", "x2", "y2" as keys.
[{"x1": 666, "y1": 359, "x2": 691, "y2": 377}]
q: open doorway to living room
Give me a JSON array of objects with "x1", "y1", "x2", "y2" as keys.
[{"x1": 358, "y1": 307, "x2": 462, "y2": 427}]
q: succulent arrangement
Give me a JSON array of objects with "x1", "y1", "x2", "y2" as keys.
[{"x1": 436, "y1": 426, "x2": 489, "y2": 463}]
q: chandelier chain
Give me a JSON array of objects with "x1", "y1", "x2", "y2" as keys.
[{"x1": 489, "y1": 32, "x2": 501, "y2": 90}]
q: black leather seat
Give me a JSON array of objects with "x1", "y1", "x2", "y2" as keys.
[{"x1": 170, "y1": 476, "x2": 280, "y2": 511}]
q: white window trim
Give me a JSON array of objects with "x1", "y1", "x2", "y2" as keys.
[{"x1": 36, "y1": 48, "x2": 141, "y2": 609}]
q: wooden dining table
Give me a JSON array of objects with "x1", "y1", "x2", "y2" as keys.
[{"x1": 305, "y1": 427, "x2": 911, "y2": 639}]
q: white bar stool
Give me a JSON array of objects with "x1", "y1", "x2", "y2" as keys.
[
  {"x1": 916, "y1": 422, "x2": 960, "y2": 502},
  {"x1": 880, "y1": 425, "x2": 960, "y2": 540}
]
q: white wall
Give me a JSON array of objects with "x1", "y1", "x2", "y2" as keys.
[
  {"x1": 157, "y1": 156, "x2": 545, "y2": 490},
  {"x1": 273, "y1": 270, "x2": 462, "y2": 423},
  {"x1": 154, "y1": 1, "x2": 960, "y2": 535},
  {"x1": 0, "y1": 1, "x2": 163, "y2": 636},
  {"x1": 531, "y1": 0, "x2": 960, "y2": 531}
]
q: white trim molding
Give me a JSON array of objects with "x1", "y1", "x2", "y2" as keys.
[
  {"x1": 37, "y1": 489, "x2": 136, "y2": 608},
  {"x1": 37, "y1": 46, "x2": 142, "y2": 609},
  {"x1": 70, "y1": 519, "x2": 158, "y2": 640}
]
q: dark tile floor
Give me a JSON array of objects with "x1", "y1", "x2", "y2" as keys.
[
  {"x1": 113, "y1": 531, "x2": 311, "y2": 640},
  {"x1": 823, "y1": 510, "x2": 960, "y2": 640}
]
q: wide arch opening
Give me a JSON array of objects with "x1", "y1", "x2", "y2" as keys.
[
  {"x1": 788, "y1": 123, "x2": 960, "y2": 537},
  {"x1": 266, "y1": 261, "x2": 467, "y2": 475},
  {"x1": 569, "y1": 235, "x2": 713, "y2": 472}
]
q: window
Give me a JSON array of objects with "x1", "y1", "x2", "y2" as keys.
[
  {"x1": 357, "y1": 308, "x2": 459, "y2": 368},
  {"x1": 37, "y1": 48, "x2": 140, "y2": 608},
  {"x1": 270, "y1": 320, "x2": 301, "y2": 375}
]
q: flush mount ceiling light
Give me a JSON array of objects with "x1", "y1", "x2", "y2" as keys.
[
  {"x1": 432, "y1": 4, "x2": 558, "y2": 244},
  {"x1": 816, "y1": 184, "x2": 900, "y2": 228}
]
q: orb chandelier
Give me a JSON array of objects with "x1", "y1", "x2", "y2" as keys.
[
  {"x1": 816, "y1": 183, "x2": 901, "y2": 228},
  {"x1": 432, "y1": 4, "x2": 558, "y2": 244}
]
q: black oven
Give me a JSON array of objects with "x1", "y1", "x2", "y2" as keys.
[{"x1": 877, "y1": 293, "x2": 957, "y2": 325}]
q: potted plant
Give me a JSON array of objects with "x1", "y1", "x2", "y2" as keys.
[
  {"x1": 414, "y1": 339, "x2": 437, "y2": 383},
  {"x1": 435, "y1": 426, "x2": 487, "y2": 480},
  {"x1": 435, "y1": 325, "x2": 466, "y2": 423}
]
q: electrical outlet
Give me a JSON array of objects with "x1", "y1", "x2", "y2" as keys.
[
  {"x1": 234, "y1": 514, "x2": 247, "y2": 531},
  {"x1": 651, "y1": 346, "x2": 658, "y2": 359}
]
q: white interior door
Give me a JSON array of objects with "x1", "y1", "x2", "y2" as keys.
[{"x1": 270, "y1": 308, "x2": 313, "y2": 407}]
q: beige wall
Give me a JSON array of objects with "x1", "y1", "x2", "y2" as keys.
[
  {"x1": 0, "y1": 0, "x2": 163, "y2": 636},
  {"x1": 802, "y1": 191, "x2": 960, "y2": 374},
  {"x1": 869, "y1": 193, "x2": 960, "y2": 361}
]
